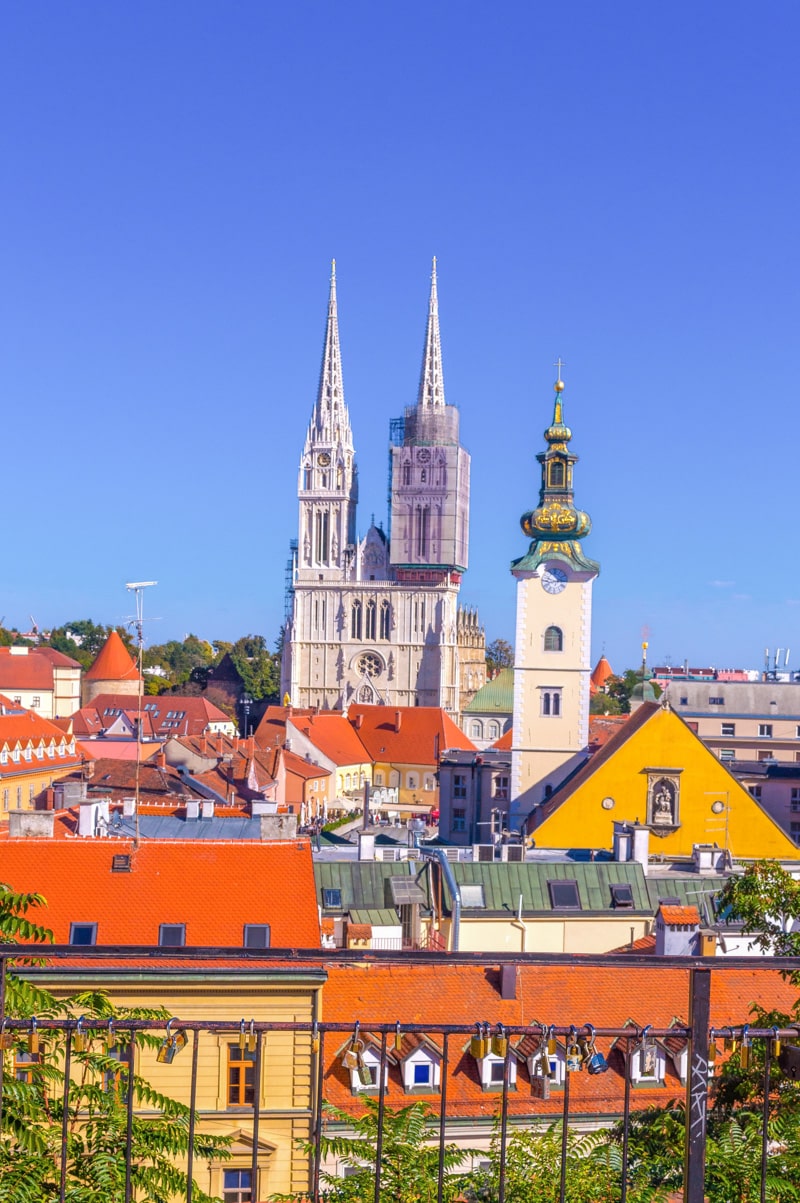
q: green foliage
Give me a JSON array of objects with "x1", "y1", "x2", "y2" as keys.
[
  {"x1": 718, "y1": 861, "x2": 800, "y2": 961},
  {"x1": 276, "y1": 1098, "x2": 472, "y2": 1203},
  {"x1": 46, "y1": 620, "x2": 135, "y2": 670},
  {"x1": 229, "y1": 635, "x2": 279, "y2": 701},
  {"x1": 590, "y1": 691, "x2": 625, "y2": 715},
  {"x1": 143, "y1": 634, "x2": 214, "y2": 685},
  {"x1": 469, "y1": 1123, "x2": 621, "y2": 1202},
  {"x1": 0, "y1": 883, "x2": 228, "y2": 1203},
  {"x1": 486, "y1": 638, "x2": 513, "y2": 677}
]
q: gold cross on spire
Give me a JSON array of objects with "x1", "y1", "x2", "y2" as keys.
[{"x1": 553, "y1": 357, "x2": 566, "y2": 393}]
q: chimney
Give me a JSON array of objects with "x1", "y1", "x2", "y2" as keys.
[
  {"x1": 247, "y1": 735, "x2": 255, "y2": 756},
  {"x1": 156, "y1": 750, "x2": 166, "y2": 768},
  {"x1": 631, "y1": 823, "x2": 650, "y2": 872},
  {"x1": 358, "y1": 831, "x2": 375, "y2": 861},
  {"x1": 655, "y1": 903, "x2": 701, "y2": 956},
  {"x1": 122, "y1": 796, "x2": 136, "y2": 817},
  {"x1": 200, "y1": 800, "x2": 214, "y2": 821},
  {"x1": 499, "y1": 964, "x2": 517, "y2": 1000},
  {"x1": 200, "y1": 735, "x2": 208, "y2": 754},
  {"x1": 612, "y1": 822, "x2": 632, "y2": 862},
  {"x1": 185, "y1": 799, "x2": 200, "y2": 820},
  {"x1": 9, "y1": 810, "x2": 55, "y2": 839},
  {"x1": 42, "y1": 787, "x2": 55, "y2": 811},
  {"x1": 394, "y1": 710, "x2": 402, "y2": 733},
  {"x1": 354, "y1": 713, "x2": 364, "y2": 730}
]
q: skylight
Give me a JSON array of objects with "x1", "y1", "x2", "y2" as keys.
[
  {"x1": 610, "y1": 883, "x2": 635, "y2": 909},
  {"x1": 322, "y1": 888, "x2": 343, "y2": 909},
  {"x1": 459, "y1": 883, "x2": 486, "y2": 908},
  {"x1": 548, "y1": 880, "x2": 581, "y2": 909}
]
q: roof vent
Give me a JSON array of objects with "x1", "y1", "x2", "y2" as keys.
[
  {"x1": 499, "y1": 964, "x2": 517, "y2": 1000},
  {"x1": 111, "y1": 853, "x2": 131, "y2": 872}
]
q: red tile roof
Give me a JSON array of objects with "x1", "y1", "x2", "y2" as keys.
[
  {"x1": 0, "y1": 838, "x2": 320, "y2": 947},
  {"x1": 0, "y1": 648, "x2": 57, "y2": 690},
  {"x1": 84, "y1": 631, "x2": 141, "y2": 683},
  {"x1": 289, "y1": 713, "x2": 371, "y2": 767},
  {"x1": 491, "y1": 728, "x2": 513, "y2": 750},
  {"x1": 588, "y1": 714, "x2": 630, "y2": 751},
  {"x1": 74, "y1": 694, "x2": 233, "y2": 738},
  {"x1": 0, "y1": 709, "x2": 82, "y2": 780},
  {"x1": 590, "y1": 655, "x2": 615, "y2": 690},
  {"x1": 320, "y1": 961, "x2": 796, "y2": 1119},
  {"x1": 347, "y1": 706, "x2": 475, "y2": 765},
  {"x1": 254, "y1": 706, "x2": 315, "y2": 750},
  {"x1": 659, "y1": 905, "x2": 701, "y2": 926}
]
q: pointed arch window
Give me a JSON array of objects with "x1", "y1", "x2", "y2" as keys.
[
  {"x1": 379, "y1": 601, "x2": 391, "y2": 640},
  {"x1": 549, "y1": 460, "x2": 565, "y2": 487},
  {"x1": 544, "y1": 626, "x2": 563, "y2": 652},
  {"x1": 365, "y1": 598, "x2": 377, "y2": 641},
  {"x1": 351, "y1": 599, "x2": 363, "y2": 641},
  {"x1": 403, "y1": 463, "x2": 411, "y2": 486}
]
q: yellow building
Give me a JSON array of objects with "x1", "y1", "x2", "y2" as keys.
[
  {"x1": 528, "y1": 700, "x2": 798, "y2": 859},
  {"x1": 3, "y1": 832, "x2": 324, "y2": 1200},
  {"x1": 0, "y1": 702, "x2": 82, "y2": 814}
]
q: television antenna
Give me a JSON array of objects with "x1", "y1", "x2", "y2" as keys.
[{"x1": 125, "y1": 581, "x2": 157, "y2": 846}]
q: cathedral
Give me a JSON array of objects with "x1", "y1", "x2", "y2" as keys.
[{"x1": 280, "y1": 261, "x2": 485, "y2": 717}]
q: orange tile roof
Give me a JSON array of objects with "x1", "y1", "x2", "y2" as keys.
[
  {"x1": 254, "y1": 706, "x2": 315, "y2": 750},
  {"x1": 281, "y1": 748, "x2": 331, "y2": 781},
  {"x1": 590, "y1": 655, "x2": 615, "y2": 689},
  {"x1": 320, "y1": 960, "x2": 796, "y2": 1119},
  {"x1": 289, "y1": 713, "x2": 371, "y2": 767},
  {"x1": 0, "y1": 838, "x2": 320, "y2": 947},
  {"x1": 588, "y1": 714, "x2": 630, "y2": 750},
  {"x1": 659, "y1": 905, "x2": 701, "y2": 926},
  {"x1": 491, "y1": 728, "x2": 513, "y2": 750},
  {"x1": 84, "y1": 631, "x2": 141, "y2": 683},
  {"x1": 347, "y1": 706, "x2": 475, "y2": 765},
  {"x1": 74, "y1": 694, "x2": 232, "y2": 738},
  {"x1": 0, "y1": 648, "x2": 57, "y2": 690}
]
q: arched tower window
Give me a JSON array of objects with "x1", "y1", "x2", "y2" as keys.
[
  {"x1": 379, "y1": 601, "x2": 391, "y2": 640},
  {"x1": 544, "y1": 626, "x2": 563, "y2": 652},
  {"x1": 351, "y1": 599, "x2": 363, "y2": 640},
  {"x1": 403, "y1": 463, "x2": 411, "y2": 486},
  {"x1": 365, "y1": 598, "x2": 377, "y2": 641},
  {"x1": 549, "y1": 460, "x2": 565, "y2": 487},
  {"x1": 542, "y1": 692, "x2": 551, "y2": 716}
]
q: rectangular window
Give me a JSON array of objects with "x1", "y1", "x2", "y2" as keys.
[
  {"x1": 460, "y1": 884, "x2": 486, "y2": 908},
  {"x1": 708, "y1": 697, "x2": 724, "y2": 705},
  {"x1": 791, "y1": 789, "x2": 800, "y2": 812},
  {"x1": 158, "y1": 923, "x2": 186, "y2": 947},
  {"x1": 610, "y1": 884, "x2": 634, "y2": 909},
  {"x1": 493, "y1": 775, "x2": 509, "y2": 801},
  {"x1": 719, "y1": 749, "x2": 735, "y2": 762},
  {"x1": 548, "y1": 880, "x2": 581, "y2": 909},
  {"x1": 490, "y1": 1061, "x2": 506, "y2": 1084},
  {"x1": 14, "y1": 1051, "x2": 40, "y2": 1084},
  {"x1": 227, "y1": 1045, "x2": 256, "y2": 1107},
  {"x1": 69, "y1": 923, "x2": 97, "y2": 946},
  {"x1": 685, "y1": 721, "x2": 699, "y2": 733},
  {"x1": 759, "y1": 724, "x2": 773, "y2": 738},
  {"x1": 31, "y1": 696, "x2": 41, "y2": 708},
  {"x1": 757, "y1": 750, "x2": 774, "y2": 762},
  {"x1": 792, "y1": 823, "x2": 800, "y2": 845},
  {"x1": 452, "y1": 807, "x2": 466, "y2": 832},
  {"x1": 453, "y1": 774, "x2": 467, "y2": 799},
  {"x1": 2, "y1": 789, "x2": 7, "y2": 810},
  {"x1": 797, "y1": 725, "x2": 800, "y2": 738},
  {"x1": 413, "y1": 1062, "x2": 431, "y2": 1085},
  {"x1": 223, "y1": 1169, "x2": 252, "y2": 1202},
  {"x1": 749, "y1": 786, "x2": 762, "y2": 801},
  {"x1": 243, "y1": 924, "x2": 270, "y2": 949},
  {"x1": 721, "y1": 723, "x2": 736, "y2": 737},
  {"x1": 322, "y1": 888, "x2": 342, "y2": 909}
]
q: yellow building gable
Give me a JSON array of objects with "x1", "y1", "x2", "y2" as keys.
[{"x1": 529, "y1": 701, "x2": 798, "y2": 859}]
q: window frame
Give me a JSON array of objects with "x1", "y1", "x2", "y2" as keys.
[
  {"x1": 158, "y1": 923, "x2": 186, "y2": 948},
  {"x1": 69, "y1": 922, "x2": 98, "y2": 946},
  {"x1": 543, "y1": 625, "x2": 563, "y2": 652},
  {"x1": 243, "y1": 924, "x2": 270, "y2": 949},
  {"x1": 547, "y1": 879, "x2": 582, "y2": 910},
  {"x1": 227, "y1": 1042, "x2": 256, "y2": 1108}
]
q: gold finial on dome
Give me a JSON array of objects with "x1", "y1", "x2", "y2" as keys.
[{"x1": 553, "y1": 356, "x2": 566, "y2": 392}]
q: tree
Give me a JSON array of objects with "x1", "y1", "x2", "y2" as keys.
[
  {"x1": 468, "y1": 1123, "x2": 621, "y2": 1202},
  {"x1": 717, "y1": 860, "x2": 800, "y2": 961},
  {"x1": 0, "y1": 884, "x2": 230, "y2": 1202},
  {"x1": 282, "y1": 1098, "x2": 470, "y2": 1203},
  {"x1": 589, "y1": 692, "x2": 625, "y2": 715},
  {"x1": 47, "y1": 620, "x2": 135, "y2": 670},
  {"x1": 143, "y1": 634, "x2": 214, "y2": 685},
  {"x1": 486, "y1": 638, "x2": 514, "y2": 678},
  {"x1": 229, "y1": 635, "x2": 279, "y2": 702}
]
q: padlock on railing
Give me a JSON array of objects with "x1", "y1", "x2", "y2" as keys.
[
  {"x1": 393, "y1": 1021, "x2": 403, "y2": 1053},
  {"x1": 772, "y1": 1027, "x2": 782, "y2": 1058},
  {"x1": 355, "y1": 1045, "x2": 373, "y2": 1087},
  {"x1": 342, "y1": 1023, "x2": 364, "y2": 1070},
  {"x1": 582, "y1": 1023, "x2": 608, "y2": 1075},
  {"x1": 470, "y1": 1023, "x2": 489, "y2": 1060},
  {"x1": 547, "y1": 1025, "x2": 558, "y2": 1057},
  {"x1": 246, "y1": 1020, "x2": 257, "y2": 1055},
  {"x1": 105, "y1": 1019, "x2": 116, "y2": 1054},
  {"x1": 73, "y1": 1017, "x2": 87, "y2": 1054},
  {"x1": 530, "y1": 1053, "x2": 551, "y2": 1100},
  {"x1": 566, "y1": 1026, "x2": 583, "y2": 1073},
  {"x1": 28, "y1": 1017, "x2": 40, "y2": 1056},
  {"x1": 156, "y1": 1019, "x2": 185, "y2": 1065},
  {"x1": 311, "y1": 1022, "x2": 320, "y2": 1054},
  {"x1": 238, "y1": 1018, "x2": 247, "y2": 1052},
  {"x1": 739, "y1": 1024, "x2": 752, "y2": 1070},
  {"x1": 491, "y1": 1023, "x2": 508, "y2": 1058},
  {"x1": 0, "y1": 1019, "x2": 12, "y2": 1052},
  {"x1": 708, "y1": 1028, "x2": 717, "y2": 1074}
]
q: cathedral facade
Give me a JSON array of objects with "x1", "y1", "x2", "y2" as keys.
[{"x1": 280, "y1": 261, "x2": 484, "y2": 717}]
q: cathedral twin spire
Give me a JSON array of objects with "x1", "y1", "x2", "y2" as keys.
[{"x1": 307, "y1": 258, "x2": 445, "y2": 454}]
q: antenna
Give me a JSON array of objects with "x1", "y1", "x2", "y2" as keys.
[{"x1": 125, "y1": 581, "x2": 157, "y2": 847}]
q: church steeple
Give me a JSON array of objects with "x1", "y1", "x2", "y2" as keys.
[
  {"x1": 296, "y1": 262, "x2": 358, "y2": 578},
  {"x1": 307, "y1": 260, "x2": 352, "y2": 450},
  {"x1": 513, "y1": 369, "x2": 598, "y2": 576},
  {"x1": 417, "y1": 256, "x2": 446, "y2": 410}
]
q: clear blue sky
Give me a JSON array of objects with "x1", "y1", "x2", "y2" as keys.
[{"x1": 3, "y1": 1, "x2": 799, "y2": 673}]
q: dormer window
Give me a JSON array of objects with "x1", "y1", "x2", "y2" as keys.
[
  {"x1": 348, "y1": 1045, "x2": 388, "y2": 1095},
  {"x1": 528, "y1": 1047, "x2": 566, "y2": 1088},
  {"x1": 397, "y1": 1039, "x2": 442, "y2": 1093},
  {"x1": 477, "y1": 1053, "x2": 517, "y2": 1092},
  {"x1": 23, "y1": 746, "x2": 32, "y2": 761},
  {"x1": 0, "y1": 750, "x2": 7, "y2": 765}
]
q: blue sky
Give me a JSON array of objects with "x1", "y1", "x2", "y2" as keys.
[{"x1": 2, "y1": 1, "x2": 799, "y2": 673}]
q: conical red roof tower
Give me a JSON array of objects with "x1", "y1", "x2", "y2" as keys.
[
  {"x1": 590, "y1": 655, "x2": 614, "y2": 691},
  {"x1": 82, "y1": 630, "x2": 141, "y2": 704}
]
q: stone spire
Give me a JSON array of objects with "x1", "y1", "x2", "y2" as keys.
[
  {"x1": 416, "y1": 256, "x2": 446, "y2": 409},
  {"x1": 307, "y1": 260, "x2": 352, "y2": 448}
]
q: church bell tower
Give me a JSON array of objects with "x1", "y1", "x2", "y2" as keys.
[{"x1": 509, "y1": 367, "x2": 599, "y2": 826}]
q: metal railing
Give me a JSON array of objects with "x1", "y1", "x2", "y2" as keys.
[{"x1": 2, "y1": 947, "x2": 800, "y2": 1203}]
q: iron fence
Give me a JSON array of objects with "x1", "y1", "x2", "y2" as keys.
[{"x1": 2, "y1": 948, "x2": 800, "y2": 1203}]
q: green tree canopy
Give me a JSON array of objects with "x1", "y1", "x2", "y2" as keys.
[{"x1": 486, "y1": 638, "x2": 514, "y2": 677}]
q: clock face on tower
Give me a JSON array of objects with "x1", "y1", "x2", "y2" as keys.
[{"x1": 541, "y1": 565, "x2": 568, "y2": 594}]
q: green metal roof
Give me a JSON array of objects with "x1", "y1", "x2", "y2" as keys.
[
  {"x1": 463, "y1": 668, "x2": 514, "y2": 715},
  {"x1": 442, "y1": 860, "x2": 653, "y2": 915},
  {"x1": 644, "y1": 875, "x2": 722, "y2": 924},
  {"x1": 314, "y1": 861, "x2": 431, "y2": 913},
  {"x1": 349, "y1": 908, "x2": 402, "y2": 927}
]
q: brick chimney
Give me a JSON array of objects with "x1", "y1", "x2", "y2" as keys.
[
  {"x1": 394, "y1": 710, "x2": 402, "y2": 733},
  {"x1": 156, "y1": 750, "x2": 166, "y2": 768},
  {"x1": 354, "y1": 713, "x2": 364, "y2": 730}
]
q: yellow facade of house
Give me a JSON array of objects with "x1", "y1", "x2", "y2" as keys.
[
  {"x1": 34, "y1": 967, "x2": 325, "y2": 1201},
  {"x1": 371, "y1": 760, "x2": 438, "y2": 815},
  {"x1": 442, "y1": 913, "x2": 651, "y2": 954},
  {"x1": 531, "y1": 704, "x2": 798, "y2": 859}
]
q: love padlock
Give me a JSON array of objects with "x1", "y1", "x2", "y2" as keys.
[
  {"x1": 582, "y1": 1023, "x2": 608, "y2": 1075},
  {"x1": 566, "y1": 1027, "x2": 583, "y2": 1073}
]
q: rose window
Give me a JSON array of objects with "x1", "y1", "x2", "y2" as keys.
[{"x1": 358, "y1": 653, "x2": 382, "y2": 678}]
